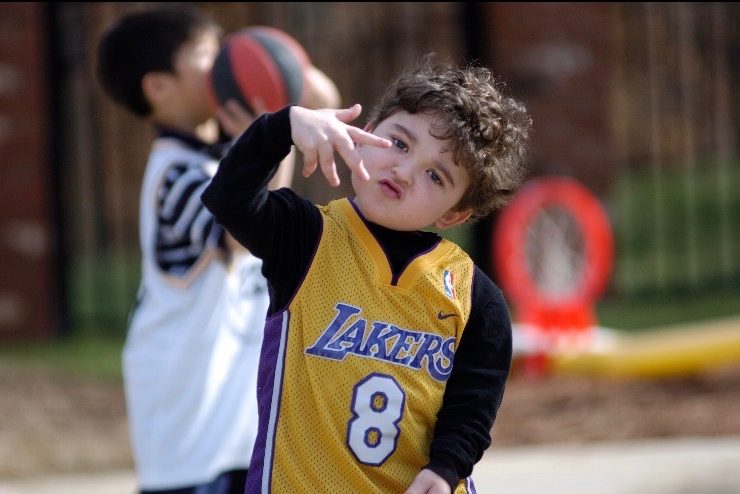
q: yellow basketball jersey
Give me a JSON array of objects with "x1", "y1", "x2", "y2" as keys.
[{"x1": 252, "y1": 198, "x2": 475, "y2": 493}]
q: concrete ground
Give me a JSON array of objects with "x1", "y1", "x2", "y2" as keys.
[
  {"x1": 1, "y1": 436, "x2": 739, "y2": 494},
  {"x1": 474, "y1": 436, "x2": 740, "y2": 494}
]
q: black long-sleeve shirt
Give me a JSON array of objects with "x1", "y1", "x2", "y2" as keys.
[{"x1": 201, "y1": 106, "x2": 512, "y2": 489}]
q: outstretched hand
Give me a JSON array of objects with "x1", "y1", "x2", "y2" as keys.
[
  {"x1": 290, "y1": 104, "x2": 391, "y2": 187},
  {"x1": 404, "y1": 469, "x2": 452, "y2": 494}
]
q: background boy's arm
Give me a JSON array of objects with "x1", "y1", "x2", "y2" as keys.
[
  {"x1": 425, "y1": 268, "x2": 513, "y2": 489},
  {"x1": 153, "y1": 160, "x2": 227, "y2": 281}
]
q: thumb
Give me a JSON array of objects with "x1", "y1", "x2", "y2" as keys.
[{"x1": 334, "y1": 103, "x2": 362, "y2": 123}]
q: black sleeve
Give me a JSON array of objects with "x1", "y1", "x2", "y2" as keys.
[
  {"x1": 201, "y1": 106, "x2": 322, "y2": 314},
  {"x1": 201, "y1": 106, "x2": 292, "y2": 255},
  {"x1": 155, "y1": 161, "x2": 225, "y2": 277},
  {"x1": 424, "y1": 266, "x2": 513, "y2": 489}
]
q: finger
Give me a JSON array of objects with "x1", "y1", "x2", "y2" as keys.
[
  {"x1": 250, "y1": 96, "x2": 269, "y2": 115},
  {"x1": 225, "y1": 99, "x2": 256, "y2": 121},
  {"x1": 302, "y1": 149, "x2": 319, "y2": 178},
  {"x1": 215, "y1": 106, "x2": 231, "y2": 125},
  {"x1": 217, "y1": 99, "x2": 260, "y2": 137},
  {"x1": 334, "y1": 135, "x2": 369, "y2": 182},
  {"x1": 348, "y1": 126, "x2": 392, "y2": 148},
  {"x1": 215, "y1": 108, "x2": 240, "y2": 137},
  {"x1": 317, "y1": 142, "x2": 340, "y2": 187},
  {"x1": 334, "y1": 103, "x2": 362, "y2": 123}
]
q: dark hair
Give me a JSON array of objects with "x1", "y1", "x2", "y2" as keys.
[
  {"x1": 367, "y1": 55, "x2": 532, "y2": 220},
  {"x1": 96, "y1": 6, "x2": 220, "y2": 117}
]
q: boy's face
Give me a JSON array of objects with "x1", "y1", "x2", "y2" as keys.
[
  {"x1": 168, "y1": 30, "x2": 220, "y2": 126},
  {"x1": 351, "y1": 111, "x2": 472, "y2": 231}
]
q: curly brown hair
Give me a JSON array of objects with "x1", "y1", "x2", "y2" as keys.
[{"x1": 366, "y1": 55, "x2": 532, "y2": 221}]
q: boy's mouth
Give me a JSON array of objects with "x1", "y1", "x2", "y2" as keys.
[{"x1": 379, "y1": 179, "x2": 402, "y2": 199}]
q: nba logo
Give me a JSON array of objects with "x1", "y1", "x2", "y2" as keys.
[{"x1": 443, "y1": 270, "x2": 456, "y2": 299}]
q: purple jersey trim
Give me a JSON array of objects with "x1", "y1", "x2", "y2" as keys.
[
  {"x1": 466, "y1": 475, "x2": 477, "y2": 493},
  {"x1": 245, "y1": 311, "x2": 290, "y2": 494}
]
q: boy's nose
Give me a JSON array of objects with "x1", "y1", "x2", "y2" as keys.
[{"x1": 392, "y1": 162, "x2": 412, "y2": 185}]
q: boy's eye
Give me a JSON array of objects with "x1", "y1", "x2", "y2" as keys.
[
  {"x1": 427, "y1": 169, "x2": 443, "y2": 185},
  {"x1": 391, "y1": 137, "x2": 408, "y2": 152}
]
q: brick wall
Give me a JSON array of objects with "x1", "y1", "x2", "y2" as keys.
[
  {"x1": 485, "y1": 3, "x2": 619, "y2": 196},
  {"x1": 0, "y1": 3, "x2": 58, "y2": 340}
]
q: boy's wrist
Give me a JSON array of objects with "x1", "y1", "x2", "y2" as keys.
[{"x1": 423, "y1": 462, "x2": 458, "y2": 491}]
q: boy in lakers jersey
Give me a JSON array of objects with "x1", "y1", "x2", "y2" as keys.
[{"x1": 203, "y1": 57, "x2": 531, "y2": 493}]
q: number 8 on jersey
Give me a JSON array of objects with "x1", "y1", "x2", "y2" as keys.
[{"x1": 347, "y1": 373, "x2": 406, "y2": 465}]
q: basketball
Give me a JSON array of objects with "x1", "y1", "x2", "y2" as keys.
[{"x1": 208, "y1": 26, "x2": 311, "y2": 113}]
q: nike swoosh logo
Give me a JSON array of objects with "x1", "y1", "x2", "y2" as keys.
[{"x1": 437, "y1": 311, "x2": 459, "y2": 320}]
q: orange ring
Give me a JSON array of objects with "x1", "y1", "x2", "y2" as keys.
[{"x1": 493, "y1": 176, "x2": 614, "y2": 310}]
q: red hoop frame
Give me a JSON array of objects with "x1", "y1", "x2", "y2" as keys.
[{"x1": 493, "y1": 176, "x2": 614, "y2": 315}]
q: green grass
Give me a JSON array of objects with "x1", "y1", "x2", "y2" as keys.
[
  {"x1": 69, "y1": 251, "x2": 140, "y2": 336},
  {"x1": 610, "y1": 157, "x2": 740, "y2": 294},
  {"x1": 600, "y1": 158, "x2": 740, "y2": 330},
  {"x1": 0, "y1": 331, "x2": 125, "y2": 382},
  {"x1": 596, "y1": 286, "x2": 740, "y2": 331},
  {"x1": 426, "y1": 223, "x2": 475, "y2": 254}
]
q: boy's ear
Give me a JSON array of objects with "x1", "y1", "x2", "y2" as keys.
[
  {"x1": 433, "y1": 208, "x2": 473, "y2": 230},
  {"x1": 141, "y1": 72, "x2": 172, "y2": 105}
]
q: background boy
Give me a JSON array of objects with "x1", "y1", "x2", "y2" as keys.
[
  {"x1": 96, "y1": 5, "x2": 339, "y2": 493},
  {"x1": 202, "y1": 57, "x2": 531, "y2": 493}
]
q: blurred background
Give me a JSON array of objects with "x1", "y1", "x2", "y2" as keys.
[
  {"x1": 2, "y1": 2, "x2": 739, "y2": 343},
  {"x1": 1, "y1": 1, "x2": 739, "y2": 490}
]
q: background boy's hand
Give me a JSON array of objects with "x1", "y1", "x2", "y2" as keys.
[
  {"x1": 289, "y1": 104, "x2": 391, "y2": 187},
  {"x1": 404, "y1": 468, "x2": 452, "y2": 494},
  {"x1": 216, "y1": 98, "x2": 267, "y2": 138}
]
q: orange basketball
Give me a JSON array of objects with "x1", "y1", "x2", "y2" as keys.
[{"x1": 208, "y1": 26, "x2": 311, "y2": 113}]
